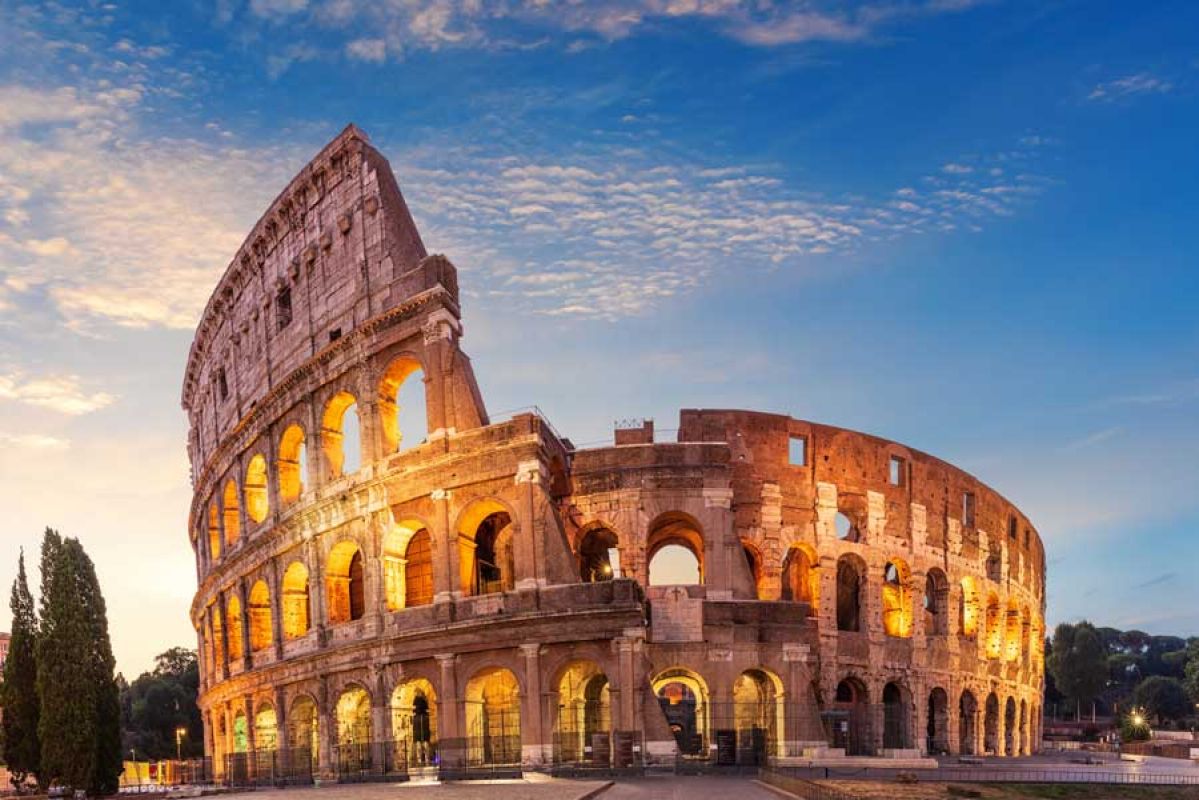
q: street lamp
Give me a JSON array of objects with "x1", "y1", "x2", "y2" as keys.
[{"x1": 175, "y1": 727, "x2": 187, "y2": 761}]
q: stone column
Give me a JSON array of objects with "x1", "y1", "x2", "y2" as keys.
[
  {"x1": 371, "y1": 668, "x2": 389, "y2": 748},
  {"x1": 244, "y1": 694, "x2": 257, "y2": 778},
  {"x1": 217, "y1": 602, "x2": 231, "y2": 678},
  {"x1": 436, "y1": 654, "x2": 461, "y2": 769},
  {"x1": 307, "y1": 537, "x2": 327, "y2": 642},
  {"x1": 432, "y1": 489, "x2": 458, "y2": 602},
  {"x1": 703, "y1": 487, "x2": 734, "y2": 600},
  {"x1": 317, "y1": 675, "x2": 333, "y2": 778},
  {"x1": 274, "y1": 686, "x2": 289, "y2": 756},
  {"x1": 238, "y1": 580, "x2": 252, "y2": 671},
  {"x1": 514, "y1": 461, "x2": 545, "y2": 590},
  {"x1": 519, "y1": 643, "x2": 546, "y2": 765},
  {"x1": 760, "y1": 483, "x2": 783, "y2": 600}
]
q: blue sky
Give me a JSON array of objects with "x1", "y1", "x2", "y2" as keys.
[{"x1": 0, "y1": 0, "x2": 1196, "y2": 674}]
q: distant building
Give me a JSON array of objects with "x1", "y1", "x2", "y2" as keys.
[{"x1": 0, "y1": 631, "x2": 9, "y2": 670}]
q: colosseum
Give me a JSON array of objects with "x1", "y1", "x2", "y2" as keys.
[{"x1": 185, "y1": 125, "x2": 1046, "y2": 782}]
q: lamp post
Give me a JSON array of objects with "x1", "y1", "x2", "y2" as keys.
[{"x1": 176, "y1": 727, "x2": 187, "y2": 761}]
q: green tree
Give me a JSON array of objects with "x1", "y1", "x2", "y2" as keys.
[
  {"x1": 1182, "y1": 638, "x2": 1199, "y2": 704},
  {"x1": 36, "y1": 531, "x2": 122, "y2": 793},
  {"x1": 119, "y1": 649, "x2": 202, "y2": 760},
  {"x1": 1048, "y1": 621, "x2": 1107, "y2": 719},
  {"x1": 0, "y1": 550, "x2": 41, "y2": 790},
  {"x1": 1133, "y1": 676, "x2": 1191, "y2": 724}
]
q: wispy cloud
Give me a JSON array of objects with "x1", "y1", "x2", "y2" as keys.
[
  {"x1": 1061, "y1": 426, "x2": 1122, "y2": 452},
  {"x1": 1088, "y1": 72, "x2": 1174, "y2": 102},
  {"x1": 0, "y1": 373, "x2": 117, "y2": 415},
  {"x1": 0, "y1": 432, "x2": 70, "y2": 450},
  {"x1": 1132, "y1": 572, "x2": 1177, "y2": 590}
]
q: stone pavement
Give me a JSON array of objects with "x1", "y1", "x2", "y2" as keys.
[{"x1": 219, "y1": 777, "x2": 610, "y2": 800}]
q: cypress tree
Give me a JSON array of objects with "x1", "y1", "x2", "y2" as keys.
[
  {"x1": 0, "y1": 550, "x2": 41, "y2": 790},
  {"x1": 36, "y1": 529, "x2": 98, "y2": 791},
  {"x1": 74, "y1": 539, "x2": 121, "y2": 794}
]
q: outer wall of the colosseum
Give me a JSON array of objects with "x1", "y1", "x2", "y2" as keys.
[{"x1": 185, "y1": 126, "x2": 1045, "y2": 780}]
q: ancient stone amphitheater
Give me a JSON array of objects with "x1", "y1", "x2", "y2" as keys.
[{"x1": 185, "y1": 125, "x2": 1045, "y2": 782}]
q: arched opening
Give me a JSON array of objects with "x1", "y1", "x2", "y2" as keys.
[
  {"x1": 321, "y1": 390, "x2": 361, "y2": 478},
  {"x1": 378, "y1": 357, "x2": 427, "y2": 453},
  {"x1": 882, "y1": 682, "x2": 910, "y2": 750},
  {"x1": 382, "y1": 519, "x2": 434, "y2": 610},
  {"x1": 1004, "y1": 697, "x2": 1016, "y2": 756},
  {"x1": 927, "y1": 688, "x2": 949, "y2": 755},
  {"x1": 465, "y1": 667, "x2": 521, "y2": 766},
  {"x1": 1004, "y1": 600, "x2": 1021, "y2": 662},
  {"x1": 211, "y1": 607, "x2": 225, "y2": 670},
  {"x1": 222, "y1": 479, "x2": 240, "y2": 547},
  {"x1": 556, "y1": 661, "x2": 611, "y2": 765},
  {"x1": 836, "y1": 555, "x2": 864, "y2": 632},
  {"x1": 924, "y1": 569, "x2": 949, "y2": 635},
  {"x1": 326, "y1": 541, "x2": 366, "y2": 624},
  {"x1": 245, "y1": 453, "x2": 269, "y2": 524},
  {"x1": 232, "y1": 711, "x2": 249, "y2": 753},
  {"x1": 829, "y1": 678, "x2": 870, "y2": 756},
  {"x1": 959, "y1": 690, "x2": 978, "y2": 755},
  {"x1": 336, "y1": 686, "x2": 372, "y2": 746},
  {"x1": 457, "y1": 501, "x2": 515, "y2": 596},
  {"x1": 226, "y1": 595, "x2": 244, "y2": 663},
  {"x1": 741, "y1": 541, "x2": 763, "y2": 599},
  {"x1": 392, "y1": 678, "x2": 438, "y2": 767},
  {"x1": 733, "y1": 669, "x2": 784, "y2": 762},
  {"x1": 984, "y1": 692, "x2": 999, "y2": 755},
  {"x1": 647, "y1": 512, "x2": 704, "y2": 586},
  {"x1": 208, "y1": 501, "x2": 222, "y2": 562},
  {"x1": 959, "y1": 576, "x2": 979, "y2": 637},
  {"x1": 278, "y1": 423, "x2": 307, "y2": 504},
  {"x1": 255, "y1": 704, "x2": 278, "y2": 751},
  {"x1": 289, "y1": 696, "x2": 319, "y2": 768},
  {"x1": 653, "y1": 668, "x2": 709, "y2": 757},
  {"x1": 281, "y1": 562, "x2": 310, "y2": 639},
  {"x1": 882, "y1": 559, "x2": 912, "y2": 638},
  {"x1": 985, "y1": 594, "x2": 1002, "y2": 659},
  {"x1": 578, "y1": 527, "x2": 620, "y2": 582},
  {"x1": 247, "y1": 579, "x2": 272, "y2": 652},
  {"x1": 405, "y1": 529, "x2": 433, "y2": 608},
  {"x1": 834, "y1": 511, "x2": 860, "y2": 542},
  {"x1": 781, "y1": 545, "x2": 819, "y2": 612}
]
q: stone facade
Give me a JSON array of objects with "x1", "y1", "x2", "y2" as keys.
[{"x1": 184, "y1": 126, "x2": 1045, "y2": 778}]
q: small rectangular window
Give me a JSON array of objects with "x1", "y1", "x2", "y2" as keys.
[
  {"x1": 962, "y1": 491, "x2": 976, "y2": 528},
  {"x1": 889, "y1": 455, "x2": 905, "y2": 486},
  {"x1": 276, "y1": 287, "x2": 292, "y2": 330},
  {"x1": 329, "y1": 328, "x2": 341, "y2": 342},
  {"x1": 788, "y1": 435, "x2": 807, "y2": 466},
  {"x1": 217, "y1": 367, "x2": 228, "y2": 401},
  {"x1": 1008, "y1": 514, "x2": 1018, "y2": 540}
]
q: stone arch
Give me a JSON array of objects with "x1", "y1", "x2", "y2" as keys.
[
  {"x1": 984, "y1": 692, "x2": 1000, "y2": 755},
  {"x1": 882, "y1": 558, "x2": 913, "y2": 638},
  {"x1": 924, "y1": 568, "x2": 949, "y2": 635},
  {"x1": 391, "y1": 677, "x2": 438, "y2": 767},
  {"x1": 222, "y1": 478, "x2": 240, "y2": 547},
  {"x1": 326, "y1": 539, "x2": 366, "y2": 624},
  {"x1": 277, "y1": 423, "x2": 307, "y2": 504},
  {"x1": 1004, "y1": 696, "x2": 1017, "y2": 756},
  {"x1": 959, "y1": 576, "x2": 979, "y2": 637},
  {"x1": 232, "y1": 709, "x2": 249, "y2": 753},
  {"x1": 281, "y1": 561, "x2": 311, "y2": 639},
  {"x1": 985, "y1": 593, "x2": 1002, "y2": 659},
  {"x1": 321, "y1": 390, "x2": 362, "y2": 478},
  {"x1": 927, "y1": 687, "x2": 950, "y2": 754},
  {"x1": 288, "y1": 694, "x2": 320, "y2": 765},
  {"x1": 210, "y1": 605, "x2": 225, "y2": 669},
  {"x1": 882, "y1": 681, "x2": 912, "y2": 750},
  {"x1": 207, "y1": 501, "x2": 222, "y2": 561},
  {"x1": 652, "y1": 667, "x2": 710, "y2": 757},
  {"x1": 781, "y1": 543, "x2": 819, "y2": 612},
  {"x1": 382, "y1": 518, "x2": 430, "y2": 611},
  {"x1": 255, "y1": 701, "x2": 279, "y2": 751},
  {"x1": 1004, "y1": 599, "x2": 1021, "y2": 662},
  {"x1": 456, "y1": 497, "x2": 517, "y2": 596},
  {"x1": 464, "y1": 666, "x2": 521, "y2": 766},
  {"x1": 335, "y1": 683, "x2": 372, "y2": 745},
  {"x1": 404, "y1": 528, "x2": 434, "y2": 608},
  {"x1": 247, "y1": 579, "x2": 272, "y2": 652},
  {"x1": 836, "y1": 553, "x2": 866, "y2": 632},
  {"x1": 578, "y1": 524, "x2": 620, "y2": 582},
  {"x1": 959, "y1": 689, "x2": 978, "y2": 755},
  {"x1": 226, "y1": 593, "x2": 244, "y2": 662},
  {"x1": 830, "y1": 676, "x2": 870, "y2": 755},
  {"x1": 741, "y1": 539, "x2": 764, "y2": 599},
  {"x1": 245, "y1": 453, "x2": 269, "y2": 524},
  {"x1": 647, "y1": 512, "x2": 704, "y2": 586},
  {"x1": 555, "y1": 660, "x2": 612, "y2": 765},
  {"x1": 733, "y1": 668, "x2": 785, "y2": 760},
  {"x1": 377, "y1": 354, "x2": 427, "y2": 453}
]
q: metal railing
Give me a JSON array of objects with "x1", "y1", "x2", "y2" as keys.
[{"x1": 769, "y1": 764, "x2": 1199, "y2": 786}]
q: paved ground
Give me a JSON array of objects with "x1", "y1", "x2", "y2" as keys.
[
  {"x1": 600, "y1": 776, "x2": 782, "y2": 800},
  {"x1": 215, "y1": 777, "x2": 611, "y2": 800}
]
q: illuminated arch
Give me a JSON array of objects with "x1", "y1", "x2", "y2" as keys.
[
  {"x1": 247, "y1": 579, "x2": 272, "y2": 652},
  {"x1": 391, "y1": 677, "x2": 438, "y2": 766},
  {"x1": 781, "y1": 544, "x2": 819, "y2": 612},
  {"x1": 578, "y1": 526, "x2": 620, "y2": 583},
  {"x1": 207, "y1": 501, "x2": 222, "y2": 561},
  {"x1": 210, "y1": 606, "x2": 225, "y2": 669},
  {"x1": 647, "y1": 512, "x2": 704, "y2": 586},
  {"x1": 404, "y1": 529, "x2": 433, "y2": 608},
  {"x1": 288, "y1": 695, "x2": 319, "y2": 764},
  {"x1": 255, "y1": 702, "x2": 278, "y2": 751},
  {"x1": 881, "y1": 558, "x2": 913, "y2": 638},
  {"x1": 456, "y1": 499, "x2": 516, "y2": 596},
  {"x1": 232, "y1": 710, "x2": 249, "y2": 753},
  {"x1": 321, "y1": 390, "x2": 361, "y2": 478},
  {"x1": 465, "y1": 667, "x2": 521, "y2": 766},
  {"x1": 556, "y1": 660, "x2": 611, "y2": 764},
  {"x1": 326, "y1": 541, "x2": 366, "y2": 624},
  {"x1": 335, "y1": 685, "x2": 372, "y2": 746},
  {"x1": 222, "y1": 479, "x2": 240, "y2": 547},
  {"x1": 277, "y1": 423, "x2": 307, "y2": 504},
  {"x1": 281, "y1": 561, "x2": 310, "y2": 639},
  {"x1": 226, "y1": 594, "x2": 244, "y2": 663},
  {"x1": 652, "y1": 667, "x2": 710, "y2": 756},
  {"x1": 959, "y1": 576, "x2": 979, "y2": 637},
  {"x1": 985, "y1": 593, "x2": 1002, "y2": 660},
  {"x1": 1004, "y1": 599, "x2": 1021, "y2": 662},
  {"x1": 377, "y1": 356, "x2": 427, "y2": 453},
  {"x1": 245, "y1": 454, "x2": 269, "y2": 524},
  {"x1": 381, "y1": 518, "x2": 433, "y2": 611},
  {"x1": 733, "y1": 668, "x2": 785, "y2": 758}
]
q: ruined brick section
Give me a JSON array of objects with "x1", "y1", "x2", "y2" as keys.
[{"x1": 185, "y1": 127, "x2": 1045, "y2": 780}]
